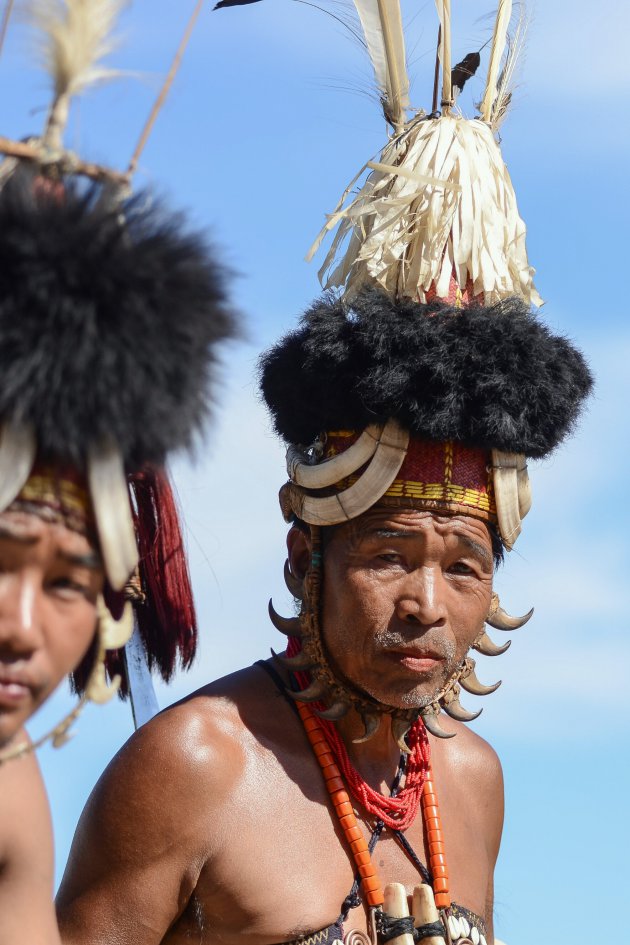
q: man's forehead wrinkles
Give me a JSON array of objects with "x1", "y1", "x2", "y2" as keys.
[{"x1": 364, "y1": 528, "x2": 419, "y2": 540}]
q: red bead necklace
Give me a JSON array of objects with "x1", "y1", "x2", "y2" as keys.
[
  {"x1": 297, "y1": 699, "x2": 452, "y2": 912},
  {"x1": 286, "y1": 636, "x2": 431, "y2": 830}
]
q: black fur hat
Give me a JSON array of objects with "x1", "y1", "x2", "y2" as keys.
[
  {"x1": 260, "y1": 289, "x2": 592, "y2": 459},
  {"x1": 0, "y1": 179, "x2": 238, "y2": 470}
]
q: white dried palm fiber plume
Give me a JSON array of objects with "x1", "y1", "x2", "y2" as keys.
[
  {"x1": 307, "y1": 0, "x2": 540, "y2": 307},
  {"x1": 26, "y1": 0, "x2": 125, "y2": 150}
]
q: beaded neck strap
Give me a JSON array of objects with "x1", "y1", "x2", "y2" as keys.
[{"x1": 297, "y1": 701, "x2": 451, "y2": 911}]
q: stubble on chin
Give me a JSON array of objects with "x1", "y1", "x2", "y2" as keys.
[{"x1": 333, "y1": 638, "x2": 462, "y2": 711}]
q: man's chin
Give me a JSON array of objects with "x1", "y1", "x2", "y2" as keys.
[{"x1": 0, "y1": 713, "x2": 29, "y2": 751}]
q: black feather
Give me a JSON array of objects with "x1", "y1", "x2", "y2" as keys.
[
  {"x1": 214, "y1": 0, "x2": 262, "y2": 9},
  {"x1": 0, "y1": 180, "x2": 239, "y2": 469},
  {"x1": 259, "y1": 289, "x2": 593, "y2": 459},
  {"x1": 451, "y1": 51, "x2": 481, "y2": 95}
]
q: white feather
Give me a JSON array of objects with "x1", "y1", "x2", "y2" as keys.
[
  {"x1": 27, "y1": 0, "x2": 124, "y2": 97},
  {"x1": 490, "y1": 3, "x2": 530, "y2": 130},
  {"x1": 353, "y1": 0, "x2": 409, "y2": 130},
  {"x1": 480, "y1": 0, "x2": 512, "y2": 121},
  {"x1": 25, "y1": 0, "x2": 125, "y2": 149}
]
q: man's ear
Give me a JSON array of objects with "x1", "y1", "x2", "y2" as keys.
[{"x1": 287, "y1": 526, "x2": 311, "y2": 581}]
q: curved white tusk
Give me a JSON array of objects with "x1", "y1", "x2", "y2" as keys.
[
  {"x1": 287, "y1": 425, "x2": 382, "y2": 488},
  {"x1": 492, "y1": 450, "x2": 527, "y2": 550},
  {"x1": 87, "y1": 439, "x2": 138, "y2": 591},
  {"x1": 517, "y1": 463, "x2": 532, "y2": 519},
  {"x1": 296, "y1": 419, "x2": 409, "y2": 526},
  {"x1": 0, "y1": 422, "x2": 37, "y2": 513}
]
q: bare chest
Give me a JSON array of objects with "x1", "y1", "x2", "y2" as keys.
[{"x1": 162, "y1": 747, "x2": 491, "y2": 945}]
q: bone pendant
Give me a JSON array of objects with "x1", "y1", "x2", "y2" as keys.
[
  {"x1": 383, "y1": 884, "x2": 415, "y2": 945},
  {"x1": 412, "y1": 885, "x2": 445, "y2": 945},
  {"x1": 268, "y1": 599, "x2": 303, "y2": 638}
]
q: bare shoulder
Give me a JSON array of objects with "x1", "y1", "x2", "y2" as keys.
[
  {"x1": 0, "y1": 735, "x2": 59, "y2": 944},
  {"x1": 430, "y1": 714, "x2": 504, "y2": 860},
  {"x1": 66, "y1": 664, "x2": 274, "y2": 862},
  {"x1": 436, "y1": 715, "x2": 503, "y2": 788},
  {"x1": 57, "y1": 666, "x2": 278, "y2": 941},
  {"x1": 0, "y1": 733, "x2": 53, "y2": 862}
]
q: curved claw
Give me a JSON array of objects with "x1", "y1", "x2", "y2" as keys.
[
  {"x1": 443, "y1": 695, "x2": 482, "y2": 723},
  {"x1": 283, "y1": 559, "x2": 304, "y2": 601},
  {"x1": 391, "y1": 716, "x2": 413, "y2": 753},
  {"x1": 276, "y1": 650, "x2": 315, "y2": 671},
  {"x1": 268, "y1": 599, "x2": 303, "y2": 638},
  {"x1": 353, "y1": 711, "x2": 381, "y2": 745},
  {"x1": 473, "y1": 631, "x2": 512, "y2": 657},
  {"x1": 315, "y1": 700, "x2": 351, "y2": 721},
  {"x1": 486, "y1": 604, "x2": 533, "y2": 632},
  {"x1": 421, "y1": 707, "x2": 456, "y2": 739},
  {"x1": 460, "y1": 666, "x2": 501, "y2": 696},
  {"x1": 285, "y1": 677, "x2": 328, "y2": 704}
]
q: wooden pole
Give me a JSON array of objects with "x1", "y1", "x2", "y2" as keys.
[{"x1": 127, "y1": 0, "x2": 205, "y2": 177}]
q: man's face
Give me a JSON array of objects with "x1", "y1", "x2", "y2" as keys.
[
  {"x1": 316, "y1": 508, "x2": 494, "y2": 710},
  {"x1": 0, "y1": 510, "x2": 104, "y2": 747}
]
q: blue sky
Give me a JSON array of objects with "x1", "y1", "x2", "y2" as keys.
[{"x1": 2, "y1": 1, "x2": 629, "y2": 943}]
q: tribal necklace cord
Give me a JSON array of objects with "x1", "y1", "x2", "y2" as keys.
[{"x1": 296, "y1": 700, "x2": 451, "y2": 911}]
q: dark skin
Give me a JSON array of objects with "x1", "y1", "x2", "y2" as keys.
[
  {"x1": 0, "y1": 509, "x2": 104, "y2": 945},
  {"x1": 57, "y1": 509, "x2": 504, "y2": 945}
]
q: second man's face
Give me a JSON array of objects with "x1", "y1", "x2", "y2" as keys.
[{"x1": 0, "y1": 510, "x2": 104, "y2": 749}]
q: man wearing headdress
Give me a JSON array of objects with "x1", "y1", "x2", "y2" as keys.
[{"x1": 56, "y1": 3, "x2": 592, "y2": 944}]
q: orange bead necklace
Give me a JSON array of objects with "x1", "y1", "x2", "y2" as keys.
[{"x1": 297, "y1": 700, "x2": 451, "y2": 912}]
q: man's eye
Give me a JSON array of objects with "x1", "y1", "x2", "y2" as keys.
[
  {"x1": 378, "y1": 553, "x2": 404, "y2": 564},
  {"x1": 448, "y1": 562, "x2": 474, "y2": 575},
  {"x1": 49, "y1": 578, "x2": 91, "y2": 599}
]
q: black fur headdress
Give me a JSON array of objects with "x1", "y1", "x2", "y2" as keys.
[
  {"x1": 260, "y1": 289, "x2": 592, "y2": 458},
  {"x1": 0, "y1": 179, "x2": 238, "y2": 470}
]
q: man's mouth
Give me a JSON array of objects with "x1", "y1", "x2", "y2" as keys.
[
  {"x1": 0, "y1": 667, "x2": 38, "y2": 708},
  {"x1": 383, "y1": 647, "x2": 447, "y2": 674}
]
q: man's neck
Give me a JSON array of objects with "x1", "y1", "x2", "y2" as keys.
[{"x1": 334, "y1": 709, "x2": 407, "y2": 793}]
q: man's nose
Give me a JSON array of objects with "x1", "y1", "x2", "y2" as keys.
[
  {"x1": 394, "y1": 567, "x2": 447, "y2": 625},
  {"x1": 0, "y1": 574, "x2": 43, "y2": 658}
]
